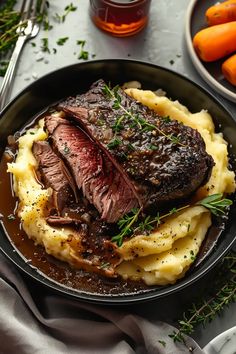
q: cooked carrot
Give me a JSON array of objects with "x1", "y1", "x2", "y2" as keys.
[
  {"x1": 193, "y1": 22, "x2": 236, "y2": 62},
  {"x1": 222, "y1": 53, "x2": 236, "y2": 86},
  {"x1": 206, "y1": 0, "x2": 236, "y2": 26}
]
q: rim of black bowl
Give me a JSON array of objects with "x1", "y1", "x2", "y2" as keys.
[{"x1": 0, "y1": 59, "x2": 235, "y2": 305}]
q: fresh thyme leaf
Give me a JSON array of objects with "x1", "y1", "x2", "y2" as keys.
[
  {"x1": 158, "y1": 340, "x2": 166, "y2": 347},
  {"x1": 127, "y1": 143, "x2": 135, "y2": 151},
  {"x1": 78, "y1": 50, "x2": 88, "y2": 60},
  {"x1": 148, "y1": 144, "x2": 158, "y2": 151},
  {"x1": 107, "y1": 138, "x2": 122, "y2": 150},
  {"x1": 102, "y1": 84, "x2": 113, "y2": 97},
  {"x1": 56, "y1": 37, "x2": 69, "y2": 46},
  {"x1": 41, "y1": 37, "x2": 50, "y2": 53},
  {"x1": 112, "y1": 115, "x2": 125, "y2": 132},
  {"x1": 54, "y1": 2, "x2": 77, "y2": 23},
  {"x1": 77, "y1": 40, "x2": 86, "y2": 46},
  {"x1": 162, "y1": 116, "x2": 171, "y2": 123},
  {"x1": 197, "y1": 193, "x2": 233, "y2": 216},
  {"x1": 43, "y1": 17, "x2": 53, "y2": 31},
  {"x1": 77, "y1": 39, "x2": 89, "y2": 60},
  {"x1": 65, "y1": 3, "x2": 77, "y2": 13}
]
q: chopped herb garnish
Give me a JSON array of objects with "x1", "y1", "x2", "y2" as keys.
[
  {"x1": 162, "y1": 116, "x2": 171, "y2": 123},
  {"x1": 78, "y1": 50, "x2": 88, "y2": 60},
  {"x1": 127, "y1": 143, "x2": 135, "y2": 151},
  {"x1": 169, "y1": 59, "x2": 175, "y2": 65},
  {"x1": 56, "y1": 37, "x2": 69, "y2": 46},
  {"x1": 158, "y1": 340, "x2": 166, "y2": 347},
  {"x1": 77, "y1": 40, "x2": 86, "y2": 46},
  {"x1": 31, "y1": 42, "x2": 36, "y2": 47},
  {"x1": 148, "y1": 144, "x2": 158, "y2": 150},
  {"x1": 77, "y1": 39, "x2": 89, "y2": 60},
  {"x1": 41, "y1": 37, "x2": 50, "y2": 53},
  {"x1": 107, "y1": 138, "x2": 122, "y2": 150}
]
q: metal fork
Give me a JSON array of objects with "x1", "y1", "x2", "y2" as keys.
[{"x1": 0, "y1": 0, "x2": 46, "y2": 111}]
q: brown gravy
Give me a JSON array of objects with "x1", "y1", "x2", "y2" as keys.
[{"x1": 0, "y1": 152, "x2": 153, "y2": 295}]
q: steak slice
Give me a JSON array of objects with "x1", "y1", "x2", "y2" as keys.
[
  {"x1": 59, "y1": 79, "x2": 214, "y2": 210},
  {"x1": 45, "y1": 115, "x2": 138, "y2": 223},
  {"x1": 32, "y1": 141, "x2": 77, "y2": 213}
]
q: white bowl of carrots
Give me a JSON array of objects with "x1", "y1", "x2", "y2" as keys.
[{"x1": 186, "y1": 0, "x2": 236, "y2": 102}]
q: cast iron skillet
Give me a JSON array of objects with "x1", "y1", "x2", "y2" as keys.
[{"x1": 0, "y1": 59, "x2": 235, "y2": 305}]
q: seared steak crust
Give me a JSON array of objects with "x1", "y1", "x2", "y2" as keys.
[{"x1": 59, "y1": 79, "x2": 214, "y2": 210}]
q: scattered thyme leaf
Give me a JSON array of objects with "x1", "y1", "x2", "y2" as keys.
[
  {"x1": 41, "y1": 37, "x2": 50, "y2": 53},
  {"x1": 148, "y1": 144, "x2": 158, "y2": 150},
  {"x1": 107, "y1": 138, "x2": 122, "y2": 150},
  {"x1": 56, "y1": 36, "x2": 69, "y2": 46},
  {"x1": 162, "y1": 116, "x2": 171, "y2": 123},
  {"x1": 78, "y1": 50, "x2": 89, "y2": 60},
  {"x1": 158, "y1": 340, "x2": 166, "y2": 347},
  {"x1": 77, "y1": 39, "x2": 86, "y2": 46},
  {"x1": 77, "y1": 39, "x2": 90, "y2": 60}
]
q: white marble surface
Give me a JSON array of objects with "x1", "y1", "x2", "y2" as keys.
[{"x1": 0, "y1": 0, "x2": 235, "y2": 349}]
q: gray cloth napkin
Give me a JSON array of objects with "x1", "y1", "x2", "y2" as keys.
[{"x1": 0, "y1": 253, "x2": 205, "y2": 354}]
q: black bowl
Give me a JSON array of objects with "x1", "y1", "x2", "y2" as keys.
[{"x1": 0, "y1": 59, "x2": 235, "y2": 304}]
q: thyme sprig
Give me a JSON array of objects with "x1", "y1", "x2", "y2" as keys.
[
  {"x1": 112, "y1": 193, "x2": 233, "y2": 246},
  {"x1": 169, "y1": 251, "x2": 236, "y2": 346},
  {"x1": 102, "y1": 84, "x2": 185, "y2": 146},
  {"x1": 0, "y1": 0, "x2": 50, "y2": 76},
  {"x1": 112, "y1": 208, "x2": 142, "y2": 247},
  {"x1": 197, "y1": 193, "x2": 232, "y2": 216},
  {"x1": 54, "y1": 2, "x2": 77, "y2": 23},
  {"x1": 0, "y1": 1, "x2": 21, "y2": 74}
]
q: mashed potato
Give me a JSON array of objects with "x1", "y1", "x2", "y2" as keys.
[{"x1": 7, "y1": 89, "x2": 236, "y2": 286}]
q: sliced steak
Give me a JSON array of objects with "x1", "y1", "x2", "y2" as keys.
[
  {"x1": 32, "y1": 141, "x2": 77, "y2": 213},
  {"x1": 59, "y1": 79, "x2": 214, "y2": 211},
  {"x1": 45, "y1": 115, "x2": 138, "y2": 223}
]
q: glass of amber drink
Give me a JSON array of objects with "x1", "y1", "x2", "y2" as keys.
[{"x1": 90, "y1": 0, "x2": 151, "y2": 37}]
